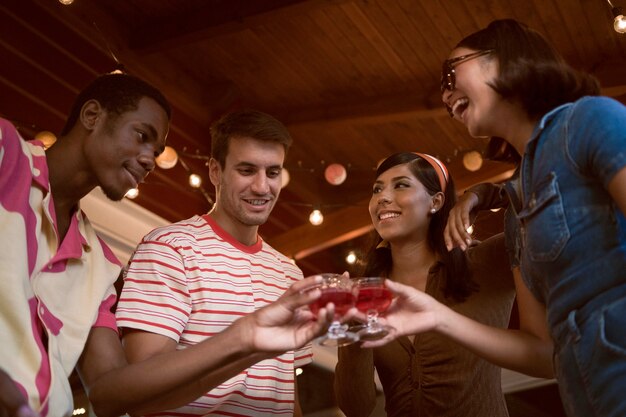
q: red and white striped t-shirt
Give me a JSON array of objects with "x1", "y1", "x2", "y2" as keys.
[{"x1": 116, "y1": 214, "x2": 312, "y2": 416}]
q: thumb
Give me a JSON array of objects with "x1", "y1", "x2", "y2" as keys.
[{"x1": 16, "y1": 405, "x2": 40, "y2": 417}]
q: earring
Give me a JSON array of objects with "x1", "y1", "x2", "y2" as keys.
[{"x1": 430, "y1": 208, "x2": 436, "y2": 213}]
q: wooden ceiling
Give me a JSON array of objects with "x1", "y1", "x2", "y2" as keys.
[{"x1": 2, "y1": 0, "x2": 625, "y2": 275}]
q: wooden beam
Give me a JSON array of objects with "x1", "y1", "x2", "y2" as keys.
[
  {"x1": 282, "y1": 90, "x2": 447, "y2": 130},
  {"x1": 130, "y1": 0, "x2": 350, "y2": 54}
]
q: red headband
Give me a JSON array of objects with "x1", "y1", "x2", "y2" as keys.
[{"x1": 413, "y1": 152, "x2": 449, "y2": 192}]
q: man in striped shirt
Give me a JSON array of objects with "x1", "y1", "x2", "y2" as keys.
[{"x1": 116, "y1": 109, "x2": 314, "y2": 417}]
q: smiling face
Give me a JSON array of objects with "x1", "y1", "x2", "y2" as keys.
[
  {"x1": 85, "y1": 96, "x2": 169, "y2": 201},
  {"x1": 441, "y1": 47, "x2": 501, "y2": 138},
  {"x1": 209, "y1": 135, "x2": 284, "y2": 242},
  {"x1": 369, "y1": 163, "x2": 438, "y2": 244}
]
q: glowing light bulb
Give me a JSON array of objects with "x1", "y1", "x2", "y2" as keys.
[
  {"x1": 309, "y1": 209, "x2": 324, "y2": 226},
  {"x1": 35, "y1": 131, "x2": 57, "y2": 149},
  {"x1": 324, "y1": 163, "x2": 347, "y2": 185},
  {"x1": 125, "y1": 188, "x2": 139, "y2": 199},
  {"x1": 614, "y1": 13, "x2": 626, "y2": 33},
  {"x1": 346, "y1": 251, "x2": 357, "y2": 265},
  {"x1": 59, "y1": 0, "x2": 74, "y2": 4},
  {"x1": 156, "y1": 146, "x2": 178, "y2": 169},
  {"x1": 189, "y1": 174, "x2": 202, "y2": 188},
  {"x1": 462, "y1": 150, "x2": 483, "y2": 172}
]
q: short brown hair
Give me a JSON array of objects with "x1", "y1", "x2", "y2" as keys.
[{"x1": 210, "y1": 109, "x2": 292, "y2": 168}]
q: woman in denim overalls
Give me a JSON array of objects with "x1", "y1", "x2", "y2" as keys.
[{"x1": 356, "y1": 18, "x2": 626, "y2": 417}]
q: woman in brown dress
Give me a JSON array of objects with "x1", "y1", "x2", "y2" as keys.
[{"x1": 334, "y1": 151, "x2": 515, "y2": 417}]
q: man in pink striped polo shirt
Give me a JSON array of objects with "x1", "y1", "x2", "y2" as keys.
[
  {"x1": 1, "y1": 76, "x2": 329, "y2": 417},
  {"x1": 116, "y1": 110, "x2": 315, "y2": 416}
]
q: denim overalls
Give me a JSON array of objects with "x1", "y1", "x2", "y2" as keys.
[{"x1": 514, "y1": 97, "x2": 626, "y2": 417}]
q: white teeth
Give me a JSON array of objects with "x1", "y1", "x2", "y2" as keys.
[
  {"x1": 452, "y1": 98, "x2": 469, "y2": 116},
  {"x1": 379, "y1": 212, "x2": 399, "y2": 220},
  {"x1": 246, "y1": 200, "x2": 267, "y2": 206}
]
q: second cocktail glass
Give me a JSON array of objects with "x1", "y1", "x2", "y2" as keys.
[{"x1": 354, "y1": 276, "x2": 394, "y2": 341}]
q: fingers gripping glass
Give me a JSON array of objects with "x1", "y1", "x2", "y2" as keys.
[
  {"x1": 308, "y1": 274, "x2": 359, "y2": 347},
  {"x1": 440, "y1": 49, "x2": 494, "y2": 93}
]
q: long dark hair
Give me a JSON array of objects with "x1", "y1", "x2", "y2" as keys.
[
  {"x1": 361, "y1": 152, "x2": 476, "y2": 303},
  {"x1": 457, "y1": 19, "x2": 600, "y2": 120}
]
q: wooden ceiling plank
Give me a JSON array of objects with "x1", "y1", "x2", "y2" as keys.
[
  {"x1": 321, "y1": 4, "x2": 397, "y2": 96},
  {"x1": 372, "y1": 0, "x2": 437, "y2": 81},
  {"x1": 341, "y1": 2, "x2": 415, "y2": 82},
  {"x1": 283, "y1": 93, "x2": 447, "y2": 129},
  {"x1": 0, "y1": 82, "x2": 65, "y2": 134},
  {"x1": 307, "y1": 9, "x2": 379, "y2": 97},
  {"x1": 130, "y1": 0, "x2": 351, "y2": 54}
]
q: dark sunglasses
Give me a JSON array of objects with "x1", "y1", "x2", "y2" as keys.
[{"x1": 440, "y1": 49, "x2": 494, "y2": 93}]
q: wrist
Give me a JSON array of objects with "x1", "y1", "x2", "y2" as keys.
[
  {"x1": 229, "y1": 315, "x2": 256, "y2": 355},
  {"x1": 463, "y1": 189, "x2": 481, "y2": 207},
  {"x1": 229, "y1": 315, "x2": 279, "y2": 361}
]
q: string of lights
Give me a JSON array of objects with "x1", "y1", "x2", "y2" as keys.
[{"x1": 6, "y1": 115, "x2": 488, "y2": 227}]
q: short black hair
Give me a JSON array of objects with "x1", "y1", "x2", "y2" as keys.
[{"x1": 61, "y1": 73, "x2": 171, "y2": 136}]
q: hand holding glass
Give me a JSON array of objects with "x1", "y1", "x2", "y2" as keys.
[{"x1": 308, "y1": 273, "x2": 359, "y2": 347}]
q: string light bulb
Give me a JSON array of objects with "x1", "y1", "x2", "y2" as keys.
[
  {"x1": 608, "y1": 0, "x2": 626, "y2": 33},
  {"x1": 324, "y1": 163, "x2": 347, "y2": 185},
  {"x1": 35, "y1": 131, "x2": 57, "y2": 149},
  {"x1": 189, "y1": 174, "x2": 202, "y2": 188},
  {"x1": 462, "y1": 150, "x2": 483, "y2": 172},
  {"x1": 346, "y1": 251, "x2": 357, "y2": 265},
  {"x1": 125, "y1": 188, "x2": 139, "y2": 199},
  {"x1": 309, "y1": 209, "x2": 324, "y2": 226},
  {"x1": 58, "y1": 0, "x2": 74, "y2": 4},
  {"x1": 156, "y1": 146, "x2": 178, "y2": 169}
]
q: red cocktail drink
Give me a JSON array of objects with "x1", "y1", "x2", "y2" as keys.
[
  {"x1": 356, "y1": 287, "x2": 392, "y2": 313},
  {"x1": 310, "y1": 288, "x2": 356, "y2": 318},
  {"x1": 308, "y1": 273, "x2": 359, "y2": 347},
  {"x1": 353, "y1": 277, "x2": 395, "y2": 341}
]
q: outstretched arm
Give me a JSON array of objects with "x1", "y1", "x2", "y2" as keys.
[
  {"x1": 77, "y1": 275, "x2": 332, "y2": 417},
  {"x1": 357, "y1": 272, "x2": 554, "y2": 378}
]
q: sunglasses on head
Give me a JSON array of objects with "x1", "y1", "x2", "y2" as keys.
[{"x1": 440, "y1": 49, "x2": 494, "y2": 93}]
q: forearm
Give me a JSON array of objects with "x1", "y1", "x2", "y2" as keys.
[
  {"x1": 334, "y1": 345, "x2": 377, "y2": 417},
  {"x1": 86, "y1": 320, "x2": 269, "y2": 417},
  {"x1": 435, "y1": 305, "x2": 553, "y2": 378},
  {"x1": 466, "y1": 182, "x2": 508, "y2": 211},
  {"x1": 126, "y1": 351, "x2": 269, "y2": 415}
]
